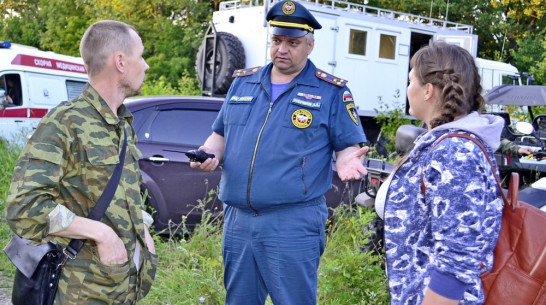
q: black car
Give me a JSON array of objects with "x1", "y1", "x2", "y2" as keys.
[{"x1": 126, "y1": 95, "x2": 364, "y2": 233}]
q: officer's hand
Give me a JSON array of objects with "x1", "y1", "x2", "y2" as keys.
[
  {"x1": 189, "y1": 146, "x2": 219, "y2": 172},
  {"x1": 337, "y1": 146, "x2": 369, "y2": 182},
  {"x1": 95, "y1": 225, "x2": 128, "y2": 265}
]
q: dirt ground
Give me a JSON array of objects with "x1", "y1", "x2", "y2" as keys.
[
  {"x1": 0, "y1": 273, "x2": 11, "y2": 305},
  {"x1": 0, "y1": 293, "x2": 10, "y2": 305}
]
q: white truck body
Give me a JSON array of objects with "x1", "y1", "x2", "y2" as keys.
[
  {"x1": 208, "y1": 0, "x2": 520, "y2": 121},
  {"x1": 0, "y1": 42, "x2": 88, "y2": 145},
  {"x1": 476, "y1": 57, "x2": 521, "y2": 93}
]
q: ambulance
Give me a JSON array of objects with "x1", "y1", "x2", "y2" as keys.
[
  {"x1": 0, "y1": 41, "x2": 88, "y2": 146},
  {"x1": 196, "y1": 0, "x2": 522, "y2": 141}
]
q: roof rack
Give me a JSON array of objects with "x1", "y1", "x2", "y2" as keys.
[{"x1": 219, "y1": 0, "x2": 473, "y2": 34}]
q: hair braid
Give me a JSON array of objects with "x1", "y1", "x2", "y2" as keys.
[
  {"x1": 429, "y1": 69, "x2": 467, "y2": 128},
  {"x1": 410, "y1": 41, "x2": 485, "y2": 129}
]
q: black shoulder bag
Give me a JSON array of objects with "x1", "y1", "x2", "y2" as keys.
[{"x1": 4, "y1": 132, "x2": 128, "y2": 305}]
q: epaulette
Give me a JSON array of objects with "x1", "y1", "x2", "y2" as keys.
[
  {"x1": 232, "y1": 66, "x2": 261, "y2": 78},
  {"x1": 315, "y1": 70, "x2": 347, "y2": 87}
]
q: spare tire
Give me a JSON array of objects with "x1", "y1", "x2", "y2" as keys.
[{"x1": 196, "y1": 32, "x2": 246, "y2": 95}]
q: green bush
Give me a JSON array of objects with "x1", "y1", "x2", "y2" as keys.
[
  {"x1": 0, "y1": 138, "x2": 21, "y2": 282},
  {"x1": 374, "y1": 89, "x2": 420, "y2": 156},
  {"x1": 140, "y1": 205, "x2": 390, "y2": 305},
  {"x1": 318, "y1": 207, "x2": 389, "y2": 305},
  {"x1": 141, "y1": 70, "x2": 201, "y2": 97},
  {"x1": 0, "y1": 138, "x2": 20, "y2": 202}
]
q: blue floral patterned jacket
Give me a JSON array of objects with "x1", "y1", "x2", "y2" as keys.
[{"x1": 384, "y1": 113, "x2": 504, "y2": 305}]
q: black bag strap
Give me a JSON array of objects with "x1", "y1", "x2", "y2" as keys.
[{"x1": 64, "y1": 131, "x2": 128, "y2": 258}]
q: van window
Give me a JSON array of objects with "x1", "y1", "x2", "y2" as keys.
[
  {"x1": 1, "y1": 74, "x2": 23, "y2": 107},
  {"x1": 379, "y1": 34, "x2": 396, "y2": 59},
  {"x1": 66, "y1": 80, "x2": 86, "y2": 99},
  {"x1": 349, "y1": 29, "x2": 367, "y2": 56}
]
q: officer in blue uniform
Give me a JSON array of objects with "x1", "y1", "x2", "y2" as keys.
[{"x1": 191, "y1": 1, "x2": 369, "y2": 304}]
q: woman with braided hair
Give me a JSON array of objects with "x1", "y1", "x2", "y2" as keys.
[{"x1": 378, "y1": 41, "x2": 505, "y2": 304}]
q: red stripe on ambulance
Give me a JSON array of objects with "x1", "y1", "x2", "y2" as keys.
[
  {"x1": 11, "y1": 54, "x2": 87, "y2": 74},
  {"x1": 0, "y1": 108, "x2": 49, "y2": 118}
]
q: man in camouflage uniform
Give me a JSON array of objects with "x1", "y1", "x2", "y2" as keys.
[
  {"x1": 498, "y1": 138, "x2": 534, "y2": 158},
  {"x1": 6, "y1": 20, "x2": 156, "y2": 304}
]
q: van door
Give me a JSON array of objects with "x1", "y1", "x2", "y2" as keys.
[{"x1": 26, "y1": 72, "x2": 68, "y2": 109}]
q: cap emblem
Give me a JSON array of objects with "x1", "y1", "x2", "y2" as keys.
[{"x1": 282, "y1": 1, "x2": 296, "y2": 15}]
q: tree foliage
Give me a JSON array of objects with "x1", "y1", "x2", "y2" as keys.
[
  {"x1": 0, "y1": 0, "x2": 212, "y2": 92},
  {"x1": 491, "y1": 0, "x2": 546, "y2": 84}
]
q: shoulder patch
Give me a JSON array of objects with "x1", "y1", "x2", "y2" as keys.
[
  {"x1": 232, "y1": 66, "x2": 261, "y2": 78},
  {"x1": 316, "y1": 70, "x2": 347, "y2": 87}
]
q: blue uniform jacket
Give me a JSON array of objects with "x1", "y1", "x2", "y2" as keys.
[{"x1": 212, "y1": 60, "x2": 367, "y2": 212}]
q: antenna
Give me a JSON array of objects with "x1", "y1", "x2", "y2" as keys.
[{"x1": 500, "y1": 29, "x2": 508, "y2": 61}]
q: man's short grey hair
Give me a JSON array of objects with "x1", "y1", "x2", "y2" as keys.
[
  {"x1": 80, "y1": 20, "x2": 137, "y2": 77},
  {"x1": 270, "y1": 32, "x2": 314, "y2": 44},
  {"x1": 305, "y1": 32, "x2": 314, "y2": 45}
]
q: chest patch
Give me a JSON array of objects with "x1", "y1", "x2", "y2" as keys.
[
  {"x1": 291, "y1": 98, "x2": 321, "y2": 109},
  {"x1": 297, "y1": 92, "x2": 322, "y2": 100},
  {"x1": 229, "y1": 96, "x2": 255, "y2": 103},
  {"x1": 291, "y1": 109, "x2": 313, "y2": 128}
]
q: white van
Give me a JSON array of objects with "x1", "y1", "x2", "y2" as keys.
[
  {"x1": 475, "y1": 57, "x2": 521, "y2": 94},
  {"x1": 0, "y1": 41, "x2": 88, "y2": 145}
]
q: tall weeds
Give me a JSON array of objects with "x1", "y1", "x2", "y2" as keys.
[
  {"x1": 141, "y1": 205, "x2": 390, "y2": 305},
  {"x1": 0, "y1": 138, "x2": 21, "y2": 281}
]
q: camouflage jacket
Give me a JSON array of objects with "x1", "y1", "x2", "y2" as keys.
[
  {"x1": 6, "y1": 85, "x2": 156, "y2": 304},
  {"x1": 498, "y1": 138, "x2": 520, "y2": 158}
]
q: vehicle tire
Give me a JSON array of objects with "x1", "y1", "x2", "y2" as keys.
[{"x1": 196, "y1": 32, "x2": 246, "y2": 95}]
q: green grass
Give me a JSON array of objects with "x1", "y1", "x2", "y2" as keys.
[
  {"x1": 0, "y1": 138, "x2": 20, "y2": 282},
  {"x1": 0, "y1": 140, "x2": 390, "y2": 304},
  {"x1": 138, "y1": 205, "x2": 390, "y2": 305}
]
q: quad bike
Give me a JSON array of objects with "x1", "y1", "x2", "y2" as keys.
[
  {"x1": 495, "y1": 120, "x2": 546, "y2": 192},
  {"x1": 509, "y1": 121, "x2": 546, "y2": 212},
  {"x1": 485, "y1": 85, "x2": 546, "y2": 185}
]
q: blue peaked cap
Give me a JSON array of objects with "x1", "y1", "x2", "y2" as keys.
[{"x1": 266, "y1": 1, "x2": 322, "y2": 37}]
